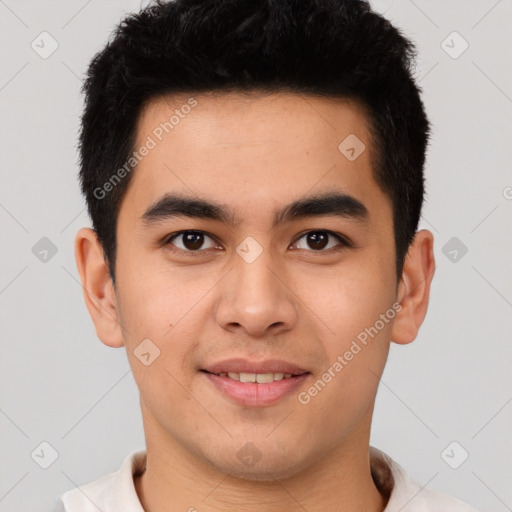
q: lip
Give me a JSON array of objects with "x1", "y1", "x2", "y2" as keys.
[
  {"x1": 202, "y1": 358, "x2": 310, "y2": 375},
  {"x1": 202, "y1": 371, "x2": 311, "y2": 407}
]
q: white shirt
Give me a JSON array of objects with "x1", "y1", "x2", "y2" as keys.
[{"x1": 54, "y1": 446, "x2": 478, "y2": 511}]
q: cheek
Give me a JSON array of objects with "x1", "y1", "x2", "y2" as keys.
[
  {"x1": 116, "y1": 270, "x2": 199, "y2": 407},
  {"x1": 296, "y1": 271, "x2": 393, "y2": 428},
  {"x1": 116, "y1": 250, "x2": 193, "y2": 329},
  {"x1": 293, "y1": 251, "x2": 395, "y2": 335},
  {"x1": 115, "y1": 257, "x2": 210, "y2": 375},
  {"x1": 291, "y1": 253, "x2": 396, "y2": 407}
]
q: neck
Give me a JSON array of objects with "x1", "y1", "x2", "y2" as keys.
[{"x1": 134, "y1": 406, "x2": 388, "y2": 512}]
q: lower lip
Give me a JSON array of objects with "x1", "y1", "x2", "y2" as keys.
[{"x1": 202, "y1": 372, "x2": 310, "y2": 407}]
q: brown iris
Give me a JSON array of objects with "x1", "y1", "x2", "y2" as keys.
[
  {"x1": 182, "y1": 231, "x2": 205, "y2": 250},
  {"x1": 305, "y1": 231, "x2": 329, "y2": 250}
]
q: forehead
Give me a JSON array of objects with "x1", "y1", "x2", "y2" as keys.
[
  {"x1": 120, "y1": 90, "x2": 390, "y2": 227},
  {"x1": 138, "y1": 90, "x2": 371, "y2": 153}
]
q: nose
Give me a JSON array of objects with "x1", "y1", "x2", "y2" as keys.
[{"x1": 214, "y1": 244, "x2": 298, "y2": 338}]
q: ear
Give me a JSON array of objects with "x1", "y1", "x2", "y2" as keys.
[
  {"x1": 74, "y1": 227, "x2": 125, "y2": 348},
  {"x1": 391, "y1": 229, "x2": 436, "y2": 345}
]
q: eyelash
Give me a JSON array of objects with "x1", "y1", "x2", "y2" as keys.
[{"x1": 163, "y1": 229, "x2": 352, "y2": 256}]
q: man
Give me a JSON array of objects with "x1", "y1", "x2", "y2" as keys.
[{"x1": 56, "y1": 0, "x2": 478, "y2": 510}]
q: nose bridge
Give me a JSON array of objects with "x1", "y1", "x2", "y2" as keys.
[
  {"x1": 215, "y1": 236, "x2": 298, "y2": 335},
  {"x1": 235, "y1": 242, "x2": 278, "y2": 296}
]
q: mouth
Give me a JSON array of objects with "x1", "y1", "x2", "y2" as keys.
[
  {"x1": 200, "y1": 365, "x2": 311, "y2": 407},
  {"x1": 200, "y1": 369, "x2": 310, "y2": 383},
  {"x1": 199, "y1": 358, "x2": 312, "y2": 406}
]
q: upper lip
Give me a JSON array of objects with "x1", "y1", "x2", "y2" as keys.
[{"x1": 202, "y1": 358, "x2": 310, "y2": 376}]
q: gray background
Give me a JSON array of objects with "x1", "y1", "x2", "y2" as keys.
[{"x1": 0, "y1": 0, "x2": 511, "y2": 510}]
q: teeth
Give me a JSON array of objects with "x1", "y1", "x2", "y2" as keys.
[
  {"x1": 240, "y1": 372, "x2": 256, "y2": 383},
  {"x1": 256, "y1": 373, "x2": 274, "y2": 383},
  {"x1": 216, "y1": 372, "x2": 293, "y2": 382}
]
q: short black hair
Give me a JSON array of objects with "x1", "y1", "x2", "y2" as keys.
[{"x1": 78, "y1": 0, "x2": 430, "y2": 286}]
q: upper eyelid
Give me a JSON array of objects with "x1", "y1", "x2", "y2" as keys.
[
  {"x1": 166, "y1": 230, "x2": 220, "y2": 246},
  {"x1": 294, "y1": 229, "x2": 350, "y2": 245}
]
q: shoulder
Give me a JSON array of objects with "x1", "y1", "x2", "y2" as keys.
[
  {"x1": 411, "y1": 485, "x2": 480, "y2": 511},
  {"x1": 370, "y1": 446, "x2": 480, "y2": 512},
  {"x1": 56, "y1": 449, "x2": 147, "y2": 512},
  {"x1": 58, "y1": 469, "x2": 118, "y2": 511}
]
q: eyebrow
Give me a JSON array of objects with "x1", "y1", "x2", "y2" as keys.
[{"x1": 139, "y1": 191, "x2": 369, "y2": 228}]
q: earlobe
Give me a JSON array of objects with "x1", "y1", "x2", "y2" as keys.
[
  {"x1": 74, "y1": 227, "x2": 125, "y2": 348},
  {"x1": 391, "y1": 229, "x2": 436, "y2": 345}
]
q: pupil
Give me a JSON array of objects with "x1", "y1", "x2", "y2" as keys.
[
  {"x1": 184, "y1": 232, "x2": 204, "y2": 250},
  {"x1": 308, "y1": 232, "x2": 328, "y2": 250}
]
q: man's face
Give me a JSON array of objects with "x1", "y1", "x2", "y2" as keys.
[{"x1": 113, "y1": 91, "x2": 398, "y2": 479}]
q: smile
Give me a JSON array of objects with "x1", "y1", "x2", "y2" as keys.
[
  {"x1": 201, "y1": 370, "x2": 311, "y2": 407},
  {"x1": 205, "y1": 371, "x2": 298, "y2": 383}
]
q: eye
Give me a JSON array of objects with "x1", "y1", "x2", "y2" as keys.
[
  {"x1": 292, "y1": 230, "x2": 351, "y2": 252},
  {"x1": 163, "y1": 229, "x2": 351, "y2": 256},
  {"x1": 165, "y1": 230, "x2": 219, "y2": 254}
]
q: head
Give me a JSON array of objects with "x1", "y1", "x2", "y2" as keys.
[
  {"x1": 79, "y1": 0, "x2": 430, "y2": 286},
  {"x1": 75, "y1": 0, "x2": 435, "y2": 482}
]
